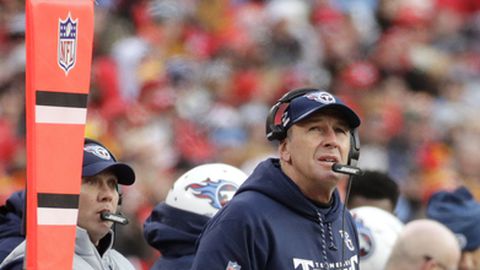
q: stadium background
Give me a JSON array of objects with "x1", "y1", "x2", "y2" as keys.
[{"x1": 0, "y1": 0, "x2": 479, "y2": 268}]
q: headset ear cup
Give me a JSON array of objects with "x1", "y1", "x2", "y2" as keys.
[
  {"x1": 265, "y1": 88, "x2": 321, "y2": 141},
  {"x1": 115, "y1": 183, "x2": 122, "y2": 206},
  {"x1": 348, "y1": 129, "x2": 361, "y2": 166},
  {"x1": 266, "y1": 102, "x2": 286, "y2": 141},
  {"x1": 269, "y1": 122, "x2": 288, "y2": 141}
]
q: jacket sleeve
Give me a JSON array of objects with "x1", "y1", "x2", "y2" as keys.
[{"x1": 191, "y1": 208, "x2": 268, "y2": 270}]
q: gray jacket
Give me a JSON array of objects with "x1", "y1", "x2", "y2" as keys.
[{"x1": 0, "y1": 227, "x2": 134, "y2": 270}]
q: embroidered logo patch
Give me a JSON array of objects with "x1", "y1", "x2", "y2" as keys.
[
  {"x1": 84, "y1": 145, "x2": 111, "y2": 160},
  {"x1": 226, "y1": 261, "x2": 242, "y2": 270},
  {"x1": 305, "y1": 91, "x2": 336, "y2": 104},
  {"x1": 340, "y1": 230, "x2": 355, "y2": 252}
]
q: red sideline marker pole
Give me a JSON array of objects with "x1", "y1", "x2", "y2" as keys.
[{"x1": 25, "y1": 1, "x2": 93, "y2": 269}]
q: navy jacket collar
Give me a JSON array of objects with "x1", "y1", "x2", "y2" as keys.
[{"x1": 236, "y1": 158, "x2": 343, "y2": 223}]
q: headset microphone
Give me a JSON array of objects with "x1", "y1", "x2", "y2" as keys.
[
  {"x1": 100, "y1": 211, "x2": 129, "y2": 225},
  {"x1": 332, "y1": 163, "x2": 363, "y2": 176},
  {"x1": 333, "y1": 162, "x2": 363, "y2": 266}
]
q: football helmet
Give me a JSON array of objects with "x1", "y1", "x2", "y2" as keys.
[
  {"x1": 351, "y1": 206, "x2": 404, "y2": 270},
  {"x1": 166, "y1": 163, "x2": 247, "y2": 217}
]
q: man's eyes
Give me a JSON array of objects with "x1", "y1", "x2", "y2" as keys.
[
  {"x1": 107, "y1": 180, "x2": 118, "y2": 188},
  {"x1": 335, "y1": 127, "x2": 349, "y2": 134},
  {"x1": 83, "y1": 177, "x2": 118, "y2": 189},
  {"x1": 307, "y1": 126, "x2": 348, "y2": 134}
]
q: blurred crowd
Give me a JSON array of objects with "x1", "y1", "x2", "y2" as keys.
[{"x1": 1, "y1": 0, "x2": 480, "y2": 268}]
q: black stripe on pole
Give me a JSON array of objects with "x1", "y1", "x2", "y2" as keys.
[
  {"x1": 36, "y1": 91, "x2": 88, "y2": 108},
  {"x1": 37, "y1": 193, "x2": 79, "y2": 208}
]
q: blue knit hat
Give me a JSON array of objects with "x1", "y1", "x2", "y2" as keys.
[{"x1": 426, "y1": 186, "x2": 480, "y2": 251}]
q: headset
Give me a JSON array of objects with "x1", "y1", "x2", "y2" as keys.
[{"x1": 265, "y1": 88, "x2": 360, "y2": 166}]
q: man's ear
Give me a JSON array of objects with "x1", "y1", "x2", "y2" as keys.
[{"x1": 279, "y1": 140, "x2": 291, "y2": 163}]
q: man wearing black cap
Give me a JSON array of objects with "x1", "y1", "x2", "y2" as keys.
[
  {"x1": 191, "y1": 89, "x2": 361, "y2": 270},
  {"x1": 0, "y1": 138, "x2": 136, "y2": 270}
]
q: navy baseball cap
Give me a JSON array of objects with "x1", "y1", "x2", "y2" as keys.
[
  {"x1": 282, "y1": 91, "x2": 361, "y2": 130},
  {"x1": 426, "y1": 186, "x2": 480, "y2": 251},
  {"x1": 82, "y1": 139, "x2": 135, "y2": 185}
]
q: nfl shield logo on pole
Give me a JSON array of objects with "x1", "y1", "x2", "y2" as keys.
[{"x1": 58, "y1": 13, "x2": 78, "y2": 75}]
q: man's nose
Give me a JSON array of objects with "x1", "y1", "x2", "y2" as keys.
[
  {"x1": 98, "y1": 184, "x2": 114, "y2": 202},
  {"x1": 322, "y1": 128, "x2": 340, "y2": 148}
]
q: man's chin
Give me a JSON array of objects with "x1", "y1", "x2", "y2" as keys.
[
  {"x1": 99, "y1": 219, "x2": 113, "y2": 229},
  {"x1": 315, "y1": 169, "x2": 342, "y2": 182}
]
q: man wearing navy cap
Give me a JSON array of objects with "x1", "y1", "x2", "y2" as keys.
[
  {"x1": 427, "y1": 186, "x2": 480, "y2": 270},
  {"x1": 191, "y1": 88, "x2": 361, "y2": 270},
  {"x1": 0, "y1": 138, "x2": 136, "y2": 270}
]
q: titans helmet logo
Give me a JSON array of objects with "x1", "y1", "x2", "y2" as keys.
[
  {"x1": 353, "y1": 216, "x2": 375, "y2": 259},
  {"x1": 186, "y1": 178, "x2": 239, "y2": 209}
]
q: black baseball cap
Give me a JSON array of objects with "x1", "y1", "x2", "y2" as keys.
[
  {"x1": 82, "y1": 139, "x2": 135, "y2": 185},
  {"x1": 282, "y1": 91, "x2": 361, "y2": 130}
]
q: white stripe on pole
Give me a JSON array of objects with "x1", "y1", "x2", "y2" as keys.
[
  {"x1": 37, "y1": 207, "x2": 78, "y2": 225},
  {"x1": 35, "y1": 105, "x2": 87, "y2": 124}
]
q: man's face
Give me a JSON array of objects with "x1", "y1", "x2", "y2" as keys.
[
  {"x1": 78, "y1": 171, "x2": 119, "y2": 245},
  {"x1": 459, "y1": 247, "x2": 480, "y2": 270},
  {"x1": 280, "y1": 110, "x2": 351, "y2": 201}
]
